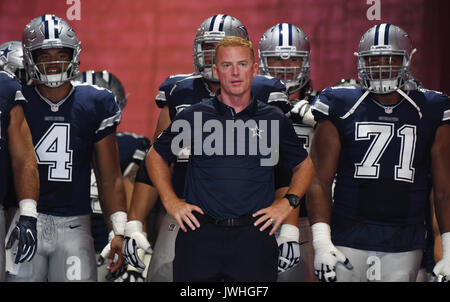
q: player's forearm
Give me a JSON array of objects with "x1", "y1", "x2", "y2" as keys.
[
  {"x1": 128, "y1": 182, "x2": 159, "y2": 222},
  {"x1": 306, "y1": 177, "x2": 333, "y2": 225},
  {"x1": 12, "y1": 159, "x2": 39, "y2": 202},
  {"x1": 99, "y1": 174, "x2": 127, "y2": 217}
]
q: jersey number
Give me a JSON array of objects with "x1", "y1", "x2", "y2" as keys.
[
  {"x1": 354, "y1": 122, "x2": 416, "y2": 183},
  {"x1": 35, "y1": 123, "x2": 73, "y2": 182}
]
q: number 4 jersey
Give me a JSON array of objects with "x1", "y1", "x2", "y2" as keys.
[
  {"x1": 312, "y1": 86, "x2": 450, "y2": 252},
  {"x1": 22, "y1": 82, "x2": 121, "y2": 216}
]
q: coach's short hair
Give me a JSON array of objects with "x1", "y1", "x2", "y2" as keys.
[{"x1": 214, "y1": 36, "x2": 255, "y2": 64}]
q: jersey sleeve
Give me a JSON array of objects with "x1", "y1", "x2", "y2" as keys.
[
  {"x1": 155, "y1": 74, "x2": 192, "y2": 109},
  {"x1": 152, "y1": 107, "x2": 192, "y2": 163},
  {"x1": 311, "y1": 87, "x2": 343, "y2": 126},
  {"x1": 425, "y1": 89, "x2": 450, "y2": 126},
  {"x1": 0, "y1": 72, "x2": 26, "y2": 112},
  {"x1": 93, "y1": 90, "x2": 121, "y2": 142}
]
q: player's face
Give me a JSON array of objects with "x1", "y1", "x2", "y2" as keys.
[
  {"x1": 34, "y1": 48, "x2": 72, "y2": 75},
  {"x1": 202, "y1": 42, "x2": 218, "y2": 66},
  {"x1": 267, "y1": 56, "x2": 303, "y2": 81},
  {"x1": 213, "y1": 46, "x2": 258, "y2": 98},
  {"x1": 364, "y1": 55, "x2": 403, "y2": 79}
]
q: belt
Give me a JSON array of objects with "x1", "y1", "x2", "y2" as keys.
[{"x1": 198, "y1": 214, "x2": 255, "y2": 227}]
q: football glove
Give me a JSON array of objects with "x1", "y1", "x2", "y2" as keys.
[
  {"x1": 97, "y1": 230, "x2": 115, "y2": 266},
  {"x1": 276, "y1": 224, "x2": 301, "y2": 274},
  {"x1": 311, "y1": 222, "x2": 353, "y2": 282},
  {"x1": 5, "y1": 199, "x2": 38, "y2": 264},
  {"x1": 114, "y1": 263, "x2": 145, "y2": 282},
  {"x1": 432, "y1": 232, "x2": 450, "y2": 282},
  {"x1": 288, "y1": 99, "x2": 316, "y2": 127},
  {"x1": 122, "y1": 220, "x2": 153, "y2": 271}
]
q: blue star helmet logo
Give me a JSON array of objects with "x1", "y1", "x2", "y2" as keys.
[{"x1": 0, "y1": 45, "x2": 15, "y2": 60}]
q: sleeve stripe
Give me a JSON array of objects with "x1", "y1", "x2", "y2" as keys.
[
  {"x1": 443, "y1": 109, "x2": 450, "y2": 121},
  {"x1": 15, "y1": 90, "x2": 26, "y2": 101},
  {"x1": 95, "y1": 111, "x2": 122, "y2": 134},
  {"x1": 312, "y1": 99, "x2": 329, "y2": 116},
  {"x1": 156, "y1": 91, "x2": 166, "y2": 102}
]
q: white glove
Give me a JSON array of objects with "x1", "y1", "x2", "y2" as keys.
[
  {"x1": 433, "y1": 232, "x2": 450, "y2": 282},
  {"x1": 97, "y1": 230, "x2": 115, "y2": 266},
  {"x1": 114, "y1": 256, "x2": 145, "y2": 282},
  {"x1": 311, "y1": 222, "x2": 352, "y2": 282},
  {"x1": 276, "y1": 224, "x2": 300, "y2": 274},
  {"x1": 289, "y1": 99, "x2": 316, "y2": 127},
  {"x1": 122, "y1": 220, "x2": 153, "y2": 271}
]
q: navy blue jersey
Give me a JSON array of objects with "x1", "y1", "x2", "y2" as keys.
[
  {"x1": 0, "y1": 71, "x2": 26, "y2": 204},
  {"x1": 154, "y1": 96, "x2": 307, "y2": 220},
  {"x1": 22, "y1": 83, "x2": 121, "y2": 216},
  {"x1": 91, "y1": 131, "x2": 150, "y2": 252},
  {"x1": 148, "y1": 74, "x2": 289, "y2": 198},
  {"x1": 312, "y1": 86, "x2": 450, "y2": 251}
]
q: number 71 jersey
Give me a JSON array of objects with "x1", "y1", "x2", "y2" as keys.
[
  {"x1": 312, "y1": 86, "x2": 450, "y2": 225},
  {"x1": 22, "y1": 83, "x2": 121, "y2": 216}
]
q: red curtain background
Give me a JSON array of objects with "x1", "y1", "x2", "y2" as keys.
[{"x1": 1, "y1": 0, "x2": 448, "y2": 139}]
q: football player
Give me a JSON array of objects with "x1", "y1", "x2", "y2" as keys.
[
  {"x1": 6, "y1": 14, "x2": 127, "y2": 282},
  {"x1": 73, "y1": 70, "x2": 151, "y2": 282},
  {"x1": 258, "y1": 22, "x2": 317, "y2": 282},
  {"x1": 0, "y1": 66, "x2": 39, "y2": 282},
  {"x1": 122, "y1": 14, "x2": 290, "y2": 281},
  {"x1": 308, "y1": 24, "x2": 450, "y2": 282}
]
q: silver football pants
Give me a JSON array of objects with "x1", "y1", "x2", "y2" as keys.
[{"x1": 6, "y1": 213, "x2": 97, "y2": 282}]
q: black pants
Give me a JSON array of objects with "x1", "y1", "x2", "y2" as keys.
[{"x1": 173, "y1": 216, "x2": 278, "y2": 282}]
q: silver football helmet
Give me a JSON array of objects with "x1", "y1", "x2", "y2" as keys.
[
  {"x1": 193, "y1": 14, "x2": 249, "y2": 82},
  {"x1": 73, "y1": 70, "x2": 128, "y2": 110},
  {"x1": 356, "y1": 23, "x2": 416, "y2": 94},
  {"x1": 22, "y1": 14, "x2": 81, "y2": 87},
  {"x1": 259, "y1": 23, "x2": 310, "y2": 95},
  {"x1": 0, "y1": 41, "x2": 27, "y2": 83}
]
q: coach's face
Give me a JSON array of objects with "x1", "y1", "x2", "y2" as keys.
[{"x1": 213, "y1": 46, "x2": 258, "y2": 99}]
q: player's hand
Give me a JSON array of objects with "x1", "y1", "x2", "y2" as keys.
[
  {"x1": 311, "y1": 222, "x2": 352, "y2": 282},
  {"x1": 277, "y1": 224, "x2": 301, "y2": 274},
  {"x1": 107, "y1": 235, "x2": 125, "y2": 273},
  {"x1": 97, "y1": 230, "x2": 114, "y2": 266},
  {"x1": 253, "y1": 197, "x2": 293, "y2": 235},
  {"x1": 288, "y1": 99, "x2": 316, "y2": 126},
  {"x1": 164, "y1": 197, "x2": 204, "y2": 232},
  {"x1": 6, "y1": 215, "x2": 37, "y2": 264},
  {"x1": 122, "y1": 220, "x2": 153, "y2": 271},
  {"x1": 432, "y1": 232, "x2": 450, "y2": 282}
]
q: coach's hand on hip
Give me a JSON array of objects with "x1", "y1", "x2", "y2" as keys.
[
  {"x1": 165, "y1": 196, "x2": 204, "y2": 232},
  {"x1": 252, "y1": 197, "x2": 293, "y2": 235}
]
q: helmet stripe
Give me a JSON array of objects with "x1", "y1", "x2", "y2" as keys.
[
  {"x1": 209, "y1": 15, "x2": 217, "y2": 31},
  {"x1": 374, "y1": 24, "x2": 380, "y2": 45},
  {"x1": 384, "y1": 24, "x2": 391, "y2": 45},
  {"x1": 288, "y1": 23, "x2": 293, "y2": 45},
  {"x1": 44, "y1": 21, "x2": 50, "y2": 39},
  {"x1": 54, "y1": 20, "x2": 59, "y2": 39},
  {"x1": 278, "y1": 23, "x2": 283, "y2": 46},
  {"x1": 218, "y1": 15, "x2": 227, "y2": 31}
]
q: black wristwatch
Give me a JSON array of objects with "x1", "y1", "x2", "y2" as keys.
[{"x1": 284, "y1": 194, "x2": 301, "y2": 208}]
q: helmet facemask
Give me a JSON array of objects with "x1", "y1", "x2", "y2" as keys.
[
  {"x1": 357, "y1": 49, "x2": 411, "y2": 94},
  {"x1": 260, "y1": 46, "x2": 310, "y2": 94},
  {"x1": 193, "y1": 34, "x2": 225, "y2": 82}
]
